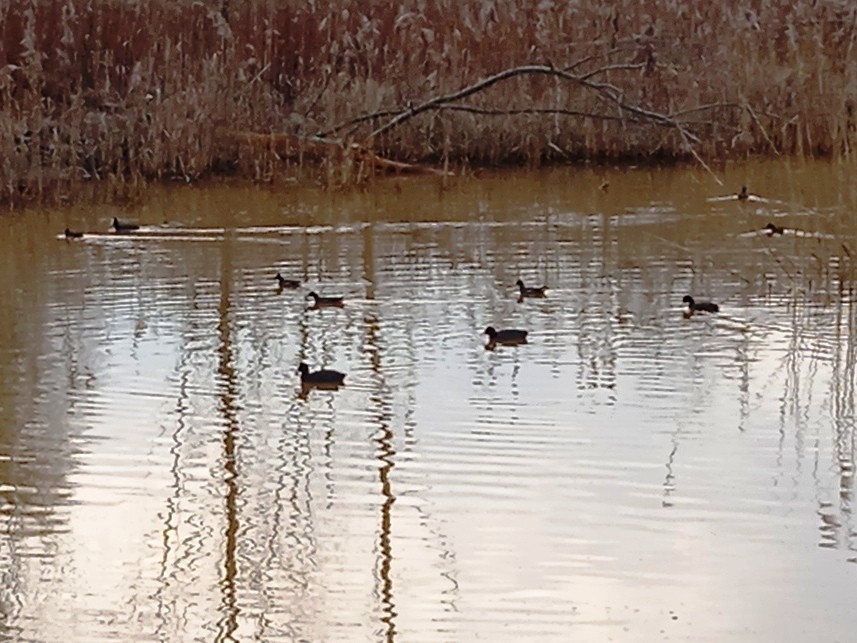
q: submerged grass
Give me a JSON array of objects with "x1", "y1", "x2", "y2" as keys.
[{"x1": 1, "y1": 0, "x2": 857, "y2": 204}]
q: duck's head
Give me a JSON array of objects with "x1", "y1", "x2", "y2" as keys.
[
  {"x1": 484, "y1": 326, "x2": 497, "y2": 339},
  {"x1": 738, "y1": 186, "x2": 748, "y2": 199},
  {"x1": 764, "y1": 222, "x2": 782, "y2": 234},
  {"x1": 306, "y1": 291, "x2": 318, "y2": 300},
  {"x1": 682, "y1": 295, "x2": 695, "y2": 306},
  {"x1": 515, "y1": 279, "x2": 525, "y2": 289},
  {"x1": 297, "y1": 363, "x2": 309, "y2": 376}
]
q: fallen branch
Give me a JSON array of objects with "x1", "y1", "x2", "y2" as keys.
[
  {"x1": 317, "y1": 110, "x2": 400, "y2": 139},
  {"x1": 219, "y1": 130, "x2": 450, "y2": 176},
  {"x1": 429, "y1": 104, "x2": 644, "y2": 122},
  {"x1": 321, "y1": 101, "x2": 739, "y2": 142},
  {"x1": 669, "y1": 102, "x2": 742, "y2": 119},
  {"x1": 366, "y1": 152, "x2": 451, "y2": 176},
  {"x1": 579, "y1": 62, "x2": 648, "y2": 81},
  {"x1": 365, "y1": 64, "x2": 700, "y2": 142},
  {"x1": 260, "y1": 59, "x2": 750, "y2": 180}
]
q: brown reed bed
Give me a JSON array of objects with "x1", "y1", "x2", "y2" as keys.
[{"x1": 1, "y1": 0, "x2": 856, "y2": 206}]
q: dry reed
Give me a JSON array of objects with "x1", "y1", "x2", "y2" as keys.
[{"x1": 1, "y1": 0, "x2": 856, "y2": 205}]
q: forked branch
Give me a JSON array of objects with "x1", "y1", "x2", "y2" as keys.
[{"x1": 363, "y1": 64, "x2": 702, "y2": 143}]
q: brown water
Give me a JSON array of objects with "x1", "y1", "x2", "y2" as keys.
[{"x1": 2, "y1": 160, "x2": 857, "y2": 642}]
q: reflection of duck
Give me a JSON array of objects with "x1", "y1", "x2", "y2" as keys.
[
  {"x1": 737, "y1": 185, "x2": 749, "y2": 201},
  {"x1": 764, "y1": 222, "x2": 784, "y2": 236},
  {"x1": 275, "y1": 272, "x2": 300, "y2": 289},
  {"x1": 298, "y1": 362, "x2": 346, "y2": 385},
  {"x1": 64, "y1": 228, "x2": 83, "y2": 239},
  {"x1": 682, "y1": 295, "x2": 719, "y2": 316},
  {"x1": 516, "y1": 279, "x2": 547, "y2": 298},
  {"x1": 484, "y1": 326, "x2": 528, "y2": 345},
  {"x1": 112, "y1": 217, "x2": 140, "y2": 232},
  {"x1": 307, "y1": 291, "x2": 344, "y2": 307}
]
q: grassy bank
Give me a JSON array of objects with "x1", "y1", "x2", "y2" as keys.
[{"x1": 1, "y1": 0, "x2": 856, "y2": 205}]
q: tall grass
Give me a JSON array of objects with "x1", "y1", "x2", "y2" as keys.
[{"x1": 1, "y1": 0, "x2": 856, "y2": 204}]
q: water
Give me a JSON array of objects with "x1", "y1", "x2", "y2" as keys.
[{"x1": 1, "y1": 161, "x2": 856, "y2": 642}]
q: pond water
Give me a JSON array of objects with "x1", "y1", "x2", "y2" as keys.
[{"x1": 1, "y1": 160, "x2": 856, "y2": 642}]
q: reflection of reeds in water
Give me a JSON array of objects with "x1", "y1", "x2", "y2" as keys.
[
  {"x1": 215, "y1": 243, "x2": 240, "y2": 641},
  {"x1": 639, "y1": 218, "x2": 857, "y2": 552},
  {"x1": 3, "y1": 1, "x2": 857, "y2": 204},
  {"x1": 8, "y1": 173, "x2": 857, "y2": 634}
]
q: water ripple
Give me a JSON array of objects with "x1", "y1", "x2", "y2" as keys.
[{"x1": 3, "y1": 166, "x2": 857, "y2": 641}]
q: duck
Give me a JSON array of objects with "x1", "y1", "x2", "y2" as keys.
[
  {"x1": 307, "y1": 291, "x2": 344, "y2": 307},
  {"x1": 112, "y1": 217, "x2": 140, "y2": 232},
  {"x1": 298, "y1": 362, "x2": 346, "y2": 386},
  {"x1": 516, "y1": 279, "x2": 547, "y2": 298},
  {"x1": 682, "y1": 295, "x2": 719, "y2": 315},
  {"x1": 274, "y1": 272, "x2": 301, "y2": 289},
  {"x1": 763, "y1": 222, "x2": 784, "y2": 236},
  {"x1": 737, "y1": 185, "x2": 749, "y2": 201},
  {"x1": 484, "y1": 326, "x2": 528, "y2": 345},
  {"x1": 64, "y1": 228, "x2": 83, "y2": 239}
]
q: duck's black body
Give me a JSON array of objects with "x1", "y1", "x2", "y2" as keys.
[
  {"x1": 683, "y1": 295, "x2": 719, "y2": 314},
  {"x1": 484, "y1": 326, "x2": 528, "y2": 345},
  {"x1": 112, "y1": 217, "x2": 140, "y2": 232},
  {"x1": 275, "y1": 273, "x2": 301, "y2": 289},
  {"x1": 307, "y1": 291, "x2": 344, "y2": 307},
  {"x1": 516, "y1": 279, "x2": 547, "y2": 298},
  {"x1": 737, "y1": 186, "x2": 749, "y2": 201},
  {"x1": 298, "y1": 362, "x2": 346, "y2": 385}
]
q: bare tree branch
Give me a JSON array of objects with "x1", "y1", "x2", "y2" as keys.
[
  {"x1": 318, "y1": 101, "x2": 694, "y2": 142},
  {"x1": 316, "y1": 110, "x2": 399, "y2": 139},
  {"x1": 563, "y1": 44, "x2": 640, "y2": 72},
  {"x1": 669, "y1": 102, "x2": 741, "y2": 119},
  {"x1": 434, "y1": 104, "x2": 644, "y2": 122},
  {"x1": 579, "y1": 62, "x2": 647, "y2": 80},
  {"x1": 365, "y1": 64, "x2": 699, "y2": 142},
  {"x1": 319, "y1": 100, "x2": 737, "y2": 146}
]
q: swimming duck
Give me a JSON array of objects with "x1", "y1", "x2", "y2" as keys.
[
  {"x1": 307, "y1": 291, "x2": 344, "y2": 307},
  {"x1": 112, "y1": 217, "x2": 140, "y2": 232},
  {"x1": 737, "y1": 186, "x2": 749, "y2": 201},
  {"x1": 64, "y1": 228, "x2": 83, "y2": 239},
  {"x1": 298, "y1": 362, "x2": 346, "y2": 385},
  {"x1": 764, "y1": 222, "x2": 784, "y2": 236},
  {"x1": 516, "y1": 279, "x2": 547, "y2": 298},
  {"x1": 682, "y1": 295, "x2": 719, "y2": 314},
  {"x1": 484, "y1": 326, "x2": 529, "y2": 345},
  {"x1": 275, "y1": 272, "x2": 301, "y2": 289}
]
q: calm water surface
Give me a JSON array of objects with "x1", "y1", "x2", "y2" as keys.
[{"x1": 2, "y1": 161, "x2": 857, "y2": 642}]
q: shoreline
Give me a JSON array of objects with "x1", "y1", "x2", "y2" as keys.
[{"x1": 20, "y1": 157, "x2": 854, "y2": 225}]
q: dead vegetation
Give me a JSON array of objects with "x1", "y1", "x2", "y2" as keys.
[{"x1": 1, "y1": 0, "x2": 856, "y2": 205}]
